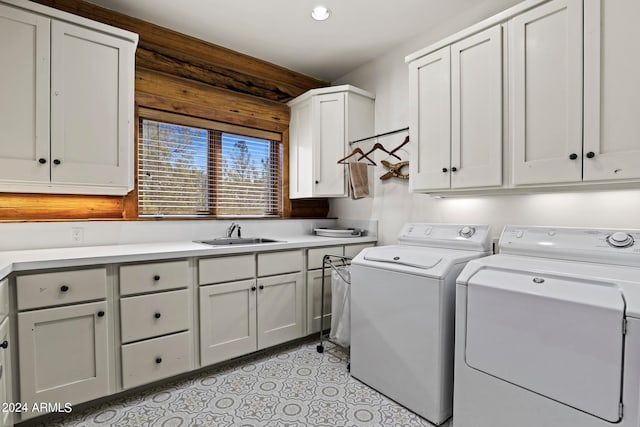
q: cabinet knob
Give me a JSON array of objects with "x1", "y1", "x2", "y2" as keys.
[
  {"x1": 259, "y1": 285, "x2": 265, "y2": 290},
  {"x1": 60, "y1": 285, "x2": 69, "y2": 292},
  {"x1": 97, "y1": 311, "x2": 105, "y2": 317},
  {"x1": 315, "y1": 180, "x2": 319, "y2": 184},
  {"x1": 155, "y1": 357, "x2": 162, "y2": 364},
  {"x1": 251, "y1": 286, "x2": 256, "y2": 292},
  {"x1": 153, "y1": 275, "x2": 161, "y2": 281},
  {"x1": 442, "y1": 168, "x2": 448, "y2": 173},
  {"x1": 569, "y1": 153, "x2": 578, "y2": 160},
  {"x1": 38, "y1": 158, "x2": 47, "y2": 164},
  {"x1": 586, "y1": 151, "x2": 596, "y2": 159},
  {"x1": 451, "y1": 167, "x2": 457, "y2": 172},
  {"x1": 53, "y1": 159, "x2": 61, "y2": 165},
  {"x1": 154, "y1": 312, "x2": 161, "y2": 319},
  {"x1": 0, "y1": 341, "x2": 7, "y2": 349}
]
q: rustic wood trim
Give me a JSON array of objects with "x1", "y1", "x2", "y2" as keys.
[
  {"x1": 289, "y1": 199, "x2": 330, "y2": 218},
  {"x1": 281, "y1": 129, "x2": 291, "y2": 218},
  {"x1": 138, "y1": 108, "x2": 282, "y2": 142},
  {"x1": 30, "y1": 0, "x2": 328, "y2": 100},
  {"x1": 0, "y1": 193, "x2": 124, "y2": 220}
]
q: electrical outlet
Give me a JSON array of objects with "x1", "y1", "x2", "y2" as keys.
[{"x1": 71, "y1": 227, "x2": 84, "y2": 243}]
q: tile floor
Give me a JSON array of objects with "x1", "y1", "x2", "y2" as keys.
[{"x1": 32, "y1": 339, "x2": 451, "y2": 427}]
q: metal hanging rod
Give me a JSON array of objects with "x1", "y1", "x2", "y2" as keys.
[{"x1": 349, "y1": 127, "x2": 409, "y2": 145}]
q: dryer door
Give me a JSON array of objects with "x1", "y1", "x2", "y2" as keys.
[{"x1": 465, "y1": 268, "x2": 625, "y2": 422}]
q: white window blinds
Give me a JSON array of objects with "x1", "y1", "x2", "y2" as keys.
[{"x1": 138, "y1": 110, "x2": 282, "y2": 217}]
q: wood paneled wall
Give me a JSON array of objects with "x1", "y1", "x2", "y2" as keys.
[{"x1": 0, "y1": 0, "x2": 330, "y2": 221}]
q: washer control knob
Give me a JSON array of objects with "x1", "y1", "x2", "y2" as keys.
[
  {"x1": 459, "y1": 226, "x2": 475, "y2": 238},
  {"x1": 607, "y1": 232, "x2": 634, "y2": 248}
]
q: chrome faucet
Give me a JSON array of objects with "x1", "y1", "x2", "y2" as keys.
[{"x1": 226, "y1": 222, "x2": 241, "y2": 238}]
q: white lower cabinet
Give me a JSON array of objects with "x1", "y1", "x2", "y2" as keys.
[
  {"x1": 0, "y1": 316, "x2": 12, "y2": 427},
  {"x1": 257, "y1": 273, "x2": 304, "y2": 349},
  {"x1": 199, "y1": 279, "x2": 257, "y2": 366},
  {"x1": 306, "y1": 270, "x2": 333, "y2": 335},
  {"x1": 18, "y1": 301, "x2": 109, "y2": 418},
  {"x1": 120, "y1": 289, "x2": 190, "y2": 344},
  {"x1": 199, "y1": 273, "x2": 304, "y2": 366},
  {"x1": 121, "y1": 331, "x2": 192, "y2": 390},
  {"x1": 118, "y1": 260, "x2": 193, "y2": 390}
]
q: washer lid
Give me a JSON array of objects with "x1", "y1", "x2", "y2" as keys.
[
  {"x1": 363, "y1": 246, "x2": 442, "y2": 269},
  {"x1": 465, "y1": 267, "x2": 624, "y2": 422}
]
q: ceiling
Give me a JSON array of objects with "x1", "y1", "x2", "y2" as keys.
[{"x1": 86, "y1": 0, "x2": 520, "y2": 82}]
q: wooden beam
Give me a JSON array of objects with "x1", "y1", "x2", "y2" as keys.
[
  {"x1": 136, "y1": 45, "x2": 306, "y2": 103},
  {"x1": 30, "y1": 0, "x2": 328, "y2": 99},
  {"x1": 135, "y1": 68, "x2": 290, "y2": 127}
]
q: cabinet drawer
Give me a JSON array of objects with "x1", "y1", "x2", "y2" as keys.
[
  {"x1": 120, "y1": 289, "x2": 190, "y2": 343},
  {"x1": 121, "y1": 331, "x2": 192, "y2": 389},
  {"x1": 0, "y1": 279, "x2": 8, "y2": 321},
  {"x1": 199, "y1": 255, "x2": 255, "y2": 285},
  {"x1": 307, "y1": 246, "x2": 344, "y2": 270},
  {"x1": 120, "y1": 260, "x2": 189, "y2": 296},
  {"x1": 17, "y1": 268, "x2": 107, "y2": 310},
  {"x1": 344, "y1": 243, "x2": 375, "y2": 259},
  {"x1": 258, "y1": 250, "x2": 303, "y2": 277}
]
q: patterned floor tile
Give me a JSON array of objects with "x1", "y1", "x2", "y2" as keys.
[{"x1": 40, "y1": 339, "x2": 450, "y2": 427}]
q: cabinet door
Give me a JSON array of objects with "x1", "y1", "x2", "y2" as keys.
[
  {"x1": 18, "y1": 301, "x2": 109, "y2": 416},
  {"x1": 50, "y1": 21, "x2": 133, "y2": 192},
  {"x1": 199, "y1": 279, "x2": 257, "y2": 366},
  {"x1": 451, "y1": 25, "x2": 503, "y2": 189},
  {"x1": 0, "y1": 318, "x2": 12, "y2": 427},
  {"x1": 257, "y1": 273, "x2": 304, "y2": 349},
  {"x1": 583, "y1": 0, "x2": 640, "y2": 181},
  {"x1": 0, "y1": 5, "x2": 50, "y2": 183},
  {"x1": 409, "y1": 46, "x2": 451, "y2": 191},
  {"x1": 510, "y1": 0, "x2": 582, "y2": 185},
  {"x1": 289, "y1": 98, "x2": 312, "y2": 198},
  {"x1": 306, "y1": 270, "x2": 332, "y2": 335},
  {"x1": 312, "y1": 93, "x2": 346, "y2": 197}
]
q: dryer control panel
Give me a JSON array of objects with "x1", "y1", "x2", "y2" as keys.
[
  {"x1": 398, "y1": 223, "x2": 492, "y2": 252},
  {"x1": 500, "y1": 226, "x2": 640, "y2": 267}
]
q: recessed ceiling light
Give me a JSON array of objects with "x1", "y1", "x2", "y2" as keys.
[{"x1": 311, "y1": 6, "x2": 331, "y2": 21}]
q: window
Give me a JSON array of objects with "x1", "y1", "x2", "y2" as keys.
[{"x1": 138, "y1": 109, "x2": 282, "y2": 217}]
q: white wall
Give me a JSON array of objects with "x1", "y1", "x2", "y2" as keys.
[{"x1": 331, "y1": 0, "x2": 640, "y2": 245}]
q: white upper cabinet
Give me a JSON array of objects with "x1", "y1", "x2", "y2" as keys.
[
  {"x1": 583, "y1": 0, "x2": 640, "y2": 182},
  {"x1": 407, "y1": 0, "x2": 640, "y2": 194},
  {"x1": 408, "y1": 25, "x2": 502, "y2": 192},
  {"x1": 50, "y1": 21, "x2": 133, "y2": 190},
  {"x1": 408, "y1": 46, "x2": 451, "y2": 191},
  {"x1": 288, "y1": 85, "x2": 374, "y2": 199},
  {"x1": 0, "y1": 4, "x2": 50, "y2": 183},
  {"x1": 451, "y1": 25, "x2": 503, "y2": 189},
  {"x1": 0, "y1": 0, "x2": 137, "y2": 195},
  {"x1": 510, "y1": 0, "x2": 583, "y2": 186}
]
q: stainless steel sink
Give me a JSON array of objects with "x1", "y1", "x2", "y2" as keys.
[{"x1": 196, "y1": 237, "x2": 282, "y2": 246}]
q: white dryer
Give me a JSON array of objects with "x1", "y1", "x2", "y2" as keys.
[
  {"x1": 350, "y1": 223, "x2": 492, "y2": 425},
  {"x1": 454, "y1": 225, "x2": 640, "y2": 427}
]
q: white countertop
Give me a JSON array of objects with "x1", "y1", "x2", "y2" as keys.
[{"x1": 0, "y1": 235, "x2": 376, "y2": 280}]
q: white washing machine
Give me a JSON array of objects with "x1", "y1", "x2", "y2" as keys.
[
  {"x1": 350, "y1": 223, "x2": 492, "y2": 425},
  {"x1": 454, "y1": 225, "x2": 640, "y2": 427}
]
